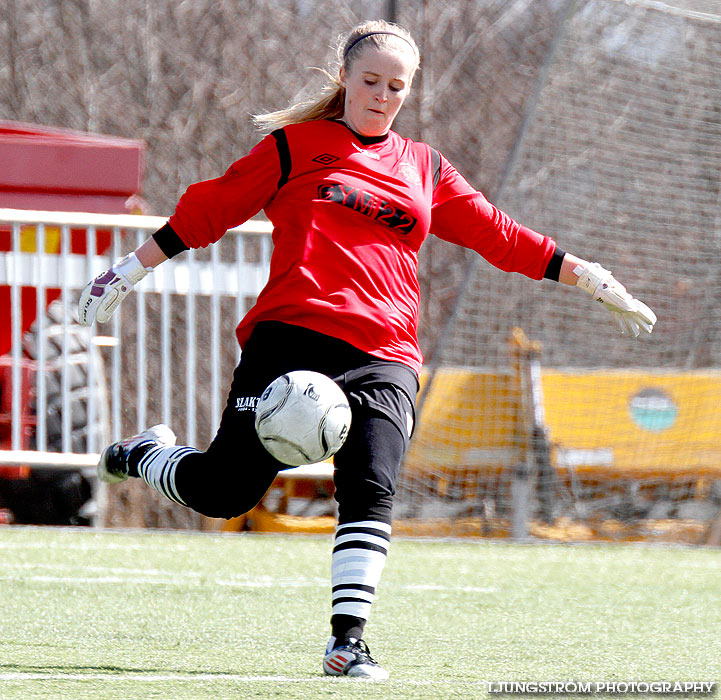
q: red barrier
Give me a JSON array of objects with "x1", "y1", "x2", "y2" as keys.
[{"x1": 0, "y1": 120, "x2": 145, "y2": 354}]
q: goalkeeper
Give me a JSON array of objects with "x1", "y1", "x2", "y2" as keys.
[{"x1": 78, "y1": 18, "x2": 655, "y2": 681}]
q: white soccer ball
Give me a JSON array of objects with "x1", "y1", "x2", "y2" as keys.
[{"x1": 255, "y1": 370, "x2": 352, "y2": 466}]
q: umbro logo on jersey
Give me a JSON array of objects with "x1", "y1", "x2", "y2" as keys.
[{"x1": 312, "y1": 153, "x2": 340, "y2": 165}]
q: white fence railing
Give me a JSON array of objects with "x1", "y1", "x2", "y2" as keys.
[{"x1": 0, "y1": 208, "x2": 273, "y2": 466}]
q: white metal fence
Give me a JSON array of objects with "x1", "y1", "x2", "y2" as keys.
[{"x1": 0, "y1": 208, "x2": 272, "y2": 470}]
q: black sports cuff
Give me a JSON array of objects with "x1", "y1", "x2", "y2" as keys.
[
  {"x1": 543, "y1": 247, "x2": 566, "y2": 281},
  {"x1": 152, "y1": 222, "x2": 189, "y2": 259}
]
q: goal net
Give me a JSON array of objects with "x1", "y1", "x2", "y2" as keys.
[{"x1": 393, "y1": 0, "x2": 721, "y2": 544}]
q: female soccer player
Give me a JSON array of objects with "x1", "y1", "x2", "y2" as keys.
[{"x1": 78, "y1": 19, "x2": 655, "y2": 680}]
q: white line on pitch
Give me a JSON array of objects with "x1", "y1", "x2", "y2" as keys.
[
  {"x1": 0, "y1": 672, "x2": 450, "y2": 685},
  {"x1": 0, "y1": 540, "x2": 193, "y2": 551},
  {"x1": 0, "y1": 573, "x2": 325, "y2": 588},
  {"x1": 0, "y1": 571, "x2": 497, "y2": 593},
  {"x1": 0, "y1": 672, "x2": 321, "y2": 682},
  {"x1": 2, "y1": 561, "x2": 328, "y2": 584}
]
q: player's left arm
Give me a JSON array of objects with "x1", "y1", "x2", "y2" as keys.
[{"x1": 558, "y1": 252, "x2": 656, "y2": 337}]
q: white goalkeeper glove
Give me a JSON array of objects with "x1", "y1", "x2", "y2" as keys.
[
  {"x1": 575, "y1": 262, "x2": 656, "y2": 337},
  {"x1": 78, "y1": 252, "x2": 151, "y2": 326}
]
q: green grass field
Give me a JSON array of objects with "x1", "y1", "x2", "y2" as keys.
[{"x1": 0, "y1": 527, "x2": 719, "y2": 700}]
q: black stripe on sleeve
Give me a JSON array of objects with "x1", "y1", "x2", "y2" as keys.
[
  {"x1": 152, "y1": 222, "x2": 189, "y2": 259},
  {"x1": 543, "y1": 247, "x2": 566, "y2": 281},
  {"x1": 430, "y1": 147, "x2": 441, "y2": 190},
  {"x1": 271, "y1": 128, "x2": 291, "y2": 189}
]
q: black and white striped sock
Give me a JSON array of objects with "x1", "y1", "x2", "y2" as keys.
[
  {"x1": 136, "y1": 445, "x2": 199, "y2": 507},
  {"x1": 331, "y1": 520, "x2": 391, "y2": 626}
]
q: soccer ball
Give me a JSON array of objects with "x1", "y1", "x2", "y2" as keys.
[{"x1": 255, "y1": 370, "x2": 352, "y2": 466}]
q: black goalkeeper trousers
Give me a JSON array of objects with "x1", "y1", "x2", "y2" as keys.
[{"x1": 172, "y1": 321, "x2": 418, "y2": 525}]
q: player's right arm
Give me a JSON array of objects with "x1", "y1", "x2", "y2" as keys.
[{"x1": 78, "y1": 135, "x2": 282, "y2": 327}]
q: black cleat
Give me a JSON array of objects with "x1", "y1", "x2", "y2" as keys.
[{"x1": 97, "y1": 424, "x2": 176, "y2": 483}]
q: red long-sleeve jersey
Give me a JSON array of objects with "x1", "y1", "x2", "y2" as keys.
[{"x1": 168, "y1": 119, "x2": 556, "y2": 376}]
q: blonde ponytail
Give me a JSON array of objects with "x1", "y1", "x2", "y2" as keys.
[
  {"x1": 253, "y1": 70, "x2": 345, "y2": 132},
  {"x1": 253, "y1": 20, "x2": 419, "y2": 132}
]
